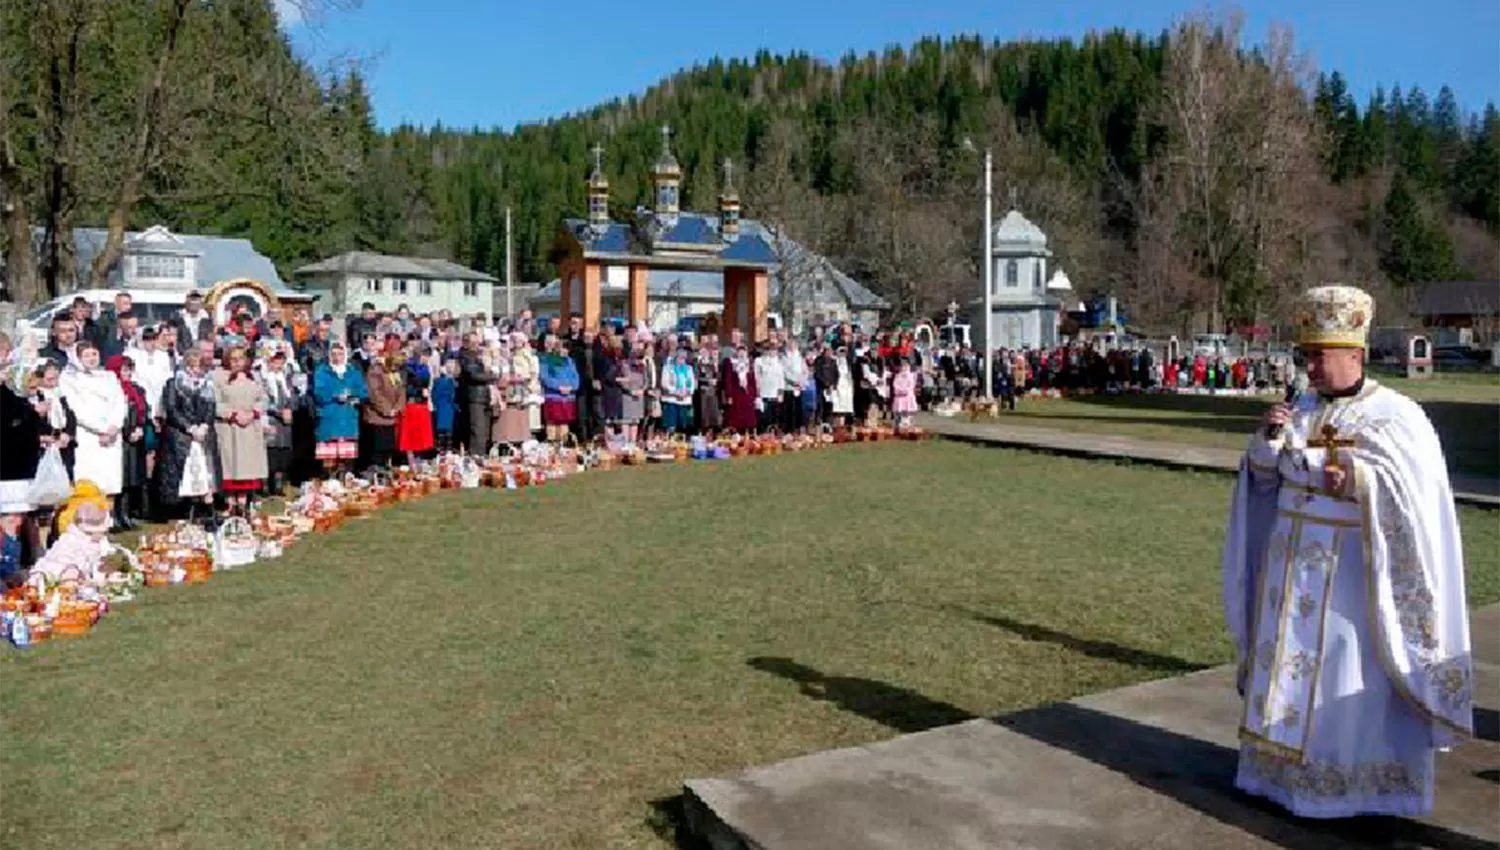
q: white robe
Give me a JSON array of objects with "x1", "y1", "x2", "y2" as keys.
[
  {"x1": 59, "y1": 367, "x2": 128, "y2": 495},
  {"x1": 1222, "y1": 379, "x2": 1473, "y2": 818},
  {"x1": 126, "y1": 346, "x2": 174, "y2": 420}
]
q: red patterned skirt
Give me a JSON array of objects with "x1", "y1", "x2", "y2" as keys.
[
  {"x1": 542, "y1": 399, "x2": 576, "y2": 426},
  {"x1": 316, "y1": 438, "x2": 359, "y2": 461},
  {"x1": 397, "y1": 402, "x2": 434, "y2": 452}
]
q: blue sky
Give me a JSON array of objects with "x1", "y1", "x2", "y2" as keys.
[{"x1": 283, "y1": 0, "x2": 1500, "y2": 130}]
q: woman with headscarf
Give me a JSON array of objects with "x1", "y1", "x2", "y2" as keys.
[
  {"x1": 398, "y1": 340, "x2": 435, "y2": 463},
  {"x1": 363, "y1": 351, "x2": 405, "y2": 471},
  {"x1": 257, "y1": 348, "x2": 298, "y2": 494},
  {"x1": 105, "y1": 354, "x2": 148, "y2": 529},
  {"x1": 538, "y1": 334, "x2": 580, "y2": 444},
  {"x1": 30, "y1": 360, "x2": 76, "y2": 479},
  {"x1": 313, "y1": 341, "x2": 367, "y2": 476},
  {"x1": 822, "y1": 346, "x2": 854, "y2": 426},
  {"x1": 781, "y1": 339, "x2": 808, "y2": 434},
  {"x1": 638, "y1": 338, "x2": 661, "y2": 440},
  {"x1": 60, "y1": 339, "x2": 127, "y2": 507},
  {"x1": 721, "y1": 341, "x2": 758, "y2": 434},
  {"x1": 658, "y1": 344, "x2": 696, "y2": 435},
  {"x1": 155, "y1": 349, "x2": 221, "y2": 523},
  {"x1": 510, "y1": 330, "x2": 542, "y2": 436},
  {"x1": 695, "y1": 335, "x2": 722, "y2": 433},
  {"x1": 213, "y1": 346, "x2": 268, "y2": 517},
  {"x1": 604, "y1": 336, "x2": 646, "y2": 445},
  {"x1": 491, "y1": 337, "x2": 528, "y2": 447}
]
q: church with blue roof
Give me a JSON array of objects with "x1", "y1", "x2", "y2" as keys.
[{"x1": 546, "y1": 128, "x2": 885, "y2": 340}]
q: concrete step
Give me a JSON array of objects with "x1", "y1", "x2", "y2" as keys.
[{"x1": 683, "y1": 606, "x2": 1500, "y2": 850}]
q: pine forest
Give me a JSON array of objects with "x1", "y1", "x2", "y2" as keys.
[{"x1": 1, "y1": 0, "x2": 1496, "y2": 332}]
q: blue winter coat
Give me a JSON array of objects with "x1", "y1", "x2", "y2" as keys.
[
  {"x1": 539, "y1": 355, "x2": 580, "y2": 403},
  {"x1": 431, "y1": 375, "x2": 458, "y2": 434},
  {"x1": 313, "y1": 363, "x2": 368, "y2": 442}
]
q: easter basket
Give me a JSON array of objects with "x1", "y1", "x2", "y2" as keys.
[{"x1": 214, "y1": 516, "x2": 259, "y2": 569}]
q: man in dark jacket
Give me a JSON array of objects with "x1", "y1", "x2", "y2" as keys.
[
  {"x1": 298, "y1": 319, "x2": 334, "y2": 375},
  {"x1": 67, "y1": 297, "x2": 103, "y2": 348},
  {"x1": 172, "y1": 291, "x2": 215, "y2": 354},
  {"x1": 458, "y1": 332, "x2": 496, "y2": 455},
  {"x1": 345, "y1": 302, "x2": 379, "y2": 349},
  {"x1": 99, "y1": 310, "x2": 139, "y2": 362},
  {"x1": 37, "y1": 314, "x2": 79, "y2": 370},
  {"x1": 570, "y1": 326, "x2": 600, "y2": 441}
]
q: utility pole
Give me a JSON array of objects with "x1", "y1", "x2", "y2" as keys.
[
  {"x1": 505, "y1": 205, "x2": 514, "y2": 317},
  {"x1": 982, "y1": 147, "x2": 993, "y2": 399}
]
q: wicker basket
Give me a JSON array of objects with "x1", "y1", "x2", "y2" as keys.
[{"x1": 53, "y1": 601, "x2": 95, "y2": 637}]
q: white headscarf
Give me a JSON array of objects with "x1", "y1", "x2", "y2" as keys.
[{"x1": 37, "y1": 377, "x2": 68, "y2": 431}]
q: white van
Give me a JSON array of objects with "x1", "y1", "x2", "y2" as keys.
[{"x1": 12, "y1": 288, "x2": 192, "y2": 348}]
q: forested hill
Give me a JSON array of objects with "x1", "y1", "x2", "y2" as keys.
[{"x1": 3, "y1": 2, "x2": 1496, "y2": 330}]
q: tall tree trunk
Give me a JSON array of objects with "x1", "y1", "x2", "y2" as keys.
[
  {"x1": 0, "y1": 137, "x2": 38, "y2": 307},
  {"x1": 88, "y1": 0, "x2": 191, "y2": 289},
  {"x1": 40, "y1": 0, "x2": 86, "y2": 298},
  {"x1": 0, "y1": 52, "x2": 38, "y2": 306}
]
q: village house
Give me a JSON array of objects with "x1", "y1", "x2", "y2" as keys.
[{"x1": 293, "y1": 251, "x2": 497, "y2": 317}]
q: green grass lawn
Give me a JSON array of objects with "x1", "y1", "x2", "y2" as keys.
[
  {"x1": 2, "y1": 443, "x2": 1497, "y2": 849},
  {"x1": 991, "y1": 372, "x2": 1500, "y2": 482}
]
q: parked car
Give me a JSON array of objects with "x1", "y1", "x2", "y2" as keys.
[{"x1": 12, "y1": 288, "x2": 191, "y2": 348}]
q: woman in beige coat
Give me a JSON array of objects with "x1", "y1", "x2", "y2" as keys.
[
  {"x1": 509, "y1": 331, "x2": 542, "y2": 435},
  {"x1": 214, "y1": 346, "x2": 268, "y2": 516}
]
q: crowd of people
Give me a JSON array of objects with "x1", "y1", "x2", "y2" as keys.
[
  {"x1": 0, "y1": 293, "x2": 942, "y2": 581},
  {"x1": 0, "y1": 288, "x2": 1300, "y2": 586},
  {"x1": 927, "y1": 343, "x2": 1292, "y2": 407}
]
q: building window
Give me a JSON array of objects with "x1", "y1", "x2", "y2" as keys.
[
  {"x1": 365, "y1": 278, "x2": 381, "y2": 293},
  {"x1": 134, "y1": 254, "x2": 187, "y2": 281},
  {"x1": 463, "y1": 281, "x2": 479, "y2": 297},
  {"x1": 814, "y1": 278, "x2": 825, "y2": 297},
  {"x1": 393, "y1": 279, "x2": 408, "y2": 295},
  {"x1": 1034, "y1": 264, "x2": 1043, "y2": 291},
  {"x1": 419, "y1": 280, "x2": 432, "y2": 296},
  {"x1": 1005, "y1": 260, "x2": 1019, "y2": 287}
]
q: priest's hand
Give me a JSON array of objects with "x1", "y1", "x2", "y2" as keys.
[
  {"x1": 1263, "y1": 403, "x2": 1291, "y2": 434},
  {"x1": 1324, "y1": 459, "x2": 1351, "y2": 497}
]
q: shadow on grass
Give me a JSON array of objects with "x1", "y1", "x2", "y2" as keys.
[
  {"x1": 997, "y1": 702, "x2": 1497, "y2": 850},
  {"x1": 950, "y1": 607, "x2": 1210, "y2": 674},
  {"x1": 747, "y1": 656, "x2": 977, "y2": 733}
]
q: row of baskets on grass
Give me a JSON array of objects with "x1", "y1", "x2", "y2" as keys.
[{"x1": 2, "y1": 422, "x2": 926, "y2": 646}]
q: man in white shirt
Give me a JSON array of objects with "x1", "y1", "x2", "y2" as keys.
[{"x1": 752, "y1": 341, "x2": 785, "y2": 433}]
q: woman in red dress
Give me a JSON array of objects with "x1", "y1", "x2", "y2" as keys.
[
  {"x1": 720, "y1": 342, "x2": 758, "y2": 434},
  {"x1": 398, "y1": 343, "x2": 435, "y2": 463}
]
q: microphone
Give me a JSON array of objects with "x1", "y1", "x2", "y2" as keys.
[{"x1": 1267, "y1": 372, "x2": 1307, "y2": 440}]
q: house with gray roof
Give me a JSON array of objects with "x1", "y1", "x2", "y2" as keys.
[
  {"x1": 293, "y1": 251, "x2": 497, "y2": 317},
  {"x1": 37, "y1": 224, "x2": 299, "y2": 299}
]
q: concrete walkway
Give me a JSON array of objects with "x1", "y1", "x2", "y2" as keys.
[
  {"x1": 917, "y1": 414, "x2": 1500, "y2": 508},
  {"x1": 683, "y1": 606, "x2": 1500, "y2": 850}
]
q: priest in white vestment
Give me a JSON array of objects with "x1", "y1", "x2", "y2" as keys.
[{"x1": 1222, "y1": 284, "x2": 1472, "y2": 818}]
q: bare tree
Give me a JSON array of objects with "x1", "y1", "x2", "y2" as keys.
[
  {"x1": 1151, "y1": 9, "x2": 1323, "y2": 331},
  {"x1": 88, "y1": 0, "x2": 192, "y2": 289},
  {"x1": 745, "y1": 117, "x2": 826, "y2": 323}
]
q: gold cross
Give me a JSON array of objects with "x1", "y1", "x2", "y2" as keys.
[
  {"x1": 1313, "y1": 424, "x2": 1357, "y2": 471},
  {"x1": 1312, "y1": 424, "x2": 1358, "y2": 498}
]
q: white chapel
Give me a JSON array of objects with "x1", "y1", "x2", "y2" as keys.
[{"x1": 974, "y1": 208, "x2": 1064, "y2": 350}]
